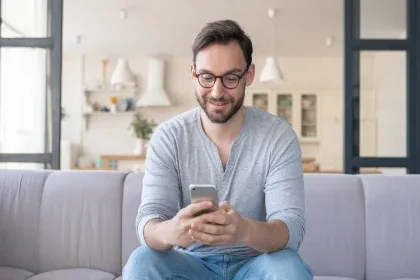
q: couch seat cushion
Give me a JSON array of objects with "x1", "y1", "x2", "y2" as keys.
[
  {"x1": 0, "y1": 266, "x2": 34, "y2": 280},
  {"x1": 390, "y1": 278, "x2": 420, "y2": 280},
  {"x1": 27, "y1": 268, "x2": 116, "y2": 280},
  {"x1": 314, "y1": 277, "x2": 358, "y2": 280},
  {"x1": 114, "y1": 277, "x2": 122, "y2": 280}
]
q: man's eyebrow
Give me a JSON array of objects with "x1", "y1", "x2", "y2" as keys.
[{"x1": 196, "y1": 68, "x2": 244, "y2": 75}]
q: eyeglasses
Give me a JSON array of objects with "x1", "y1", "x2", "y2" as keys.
[{"x1": 193, "y1": 67, "x2": 248, "y2": 89}]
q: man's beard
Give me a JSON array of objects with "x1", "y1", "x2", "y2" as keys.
[{"x1": 196, "y1": 90, "x2": 245, "y2": 124}]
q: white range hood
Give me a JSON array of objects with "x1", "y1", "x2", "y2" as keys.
[{"x1": 136, "y1": 57, "x2": 171, "y2": 107}]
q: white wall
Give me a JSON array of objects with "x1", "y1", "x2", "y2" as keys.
[
  {"x1": 62, "y1": 53, "x2": 379, "y2": 170},
  {"x1": 62, "y1": 54, "x2": 197, "y2": 161}
]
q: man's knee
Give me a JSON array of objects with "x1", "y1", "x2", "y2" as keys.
[
  {"x1": 123, "y1": 246, "x2": 166, "y2": 276},
  {"x1": 262, "y1": 249, "x2": 313, "y2": 279}
]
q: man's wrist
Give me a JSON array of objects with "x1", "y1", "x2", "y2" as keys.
[
  {"x1": 144, "y1": 219, "x2": 173, "y2": 251},
  {"x1": 156, "y1": 219, "x2": 175, "y2": 248},
  {"x1": 238, "y1": 218, "x2": 288, "y2": 253},
  {"x1": 239, "y1": 217, "x2": 251, "y2": 245}
]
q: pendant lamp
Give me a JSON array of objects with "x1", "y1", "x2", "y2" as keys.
[{"x1": 259, "y1": 8, "x2": 284, "y2": 83}]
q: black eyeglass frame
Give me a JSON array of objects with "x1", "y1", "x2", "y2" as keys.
[{"x1": 193, "y1": 66, "x2": 249, "y2": 89}]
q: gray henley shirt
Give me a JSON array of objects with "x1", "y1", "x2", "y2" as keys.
[{"x1": 136, "y1": 106, "x2": 306, "y2": 257}]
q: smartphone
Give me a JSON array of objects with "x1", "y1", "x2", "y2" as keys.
[{"x1": 189, "y1": 184, "x2": 219, "y2": 217}]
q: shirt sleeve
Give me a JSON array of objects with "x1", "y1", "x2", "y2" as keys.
[
  {"x1": 264, "y1": 122, "x2": 306, "y2": 251},
  {"x1": 135, "y1": 123, "x2": 181, "y2": 247}
]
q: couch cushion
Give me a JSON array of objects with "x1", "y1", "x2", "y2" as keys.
[
  {"x1": 0, "y1": 266, "x2": 34, "y2": 280},
  {"x1": 121, "y1": 172, "x2": 144, "y2": 267},
  {"x1": 299, "y1": 174, "x2": 365, "y2": 280},
  {"x1": 361, "y1": 175, "x2": 420, "y2": 280},
  {"x1": 37, "y1": 171, "x2": 128, "y2": 276},
  {"x1": 314, "y1": 277, "x2": 358, "y2": 280},
  {"x1": 27, "y1": 268, "x2": 116, "y2": 280},
  {"x1": 390, "y1": 278, "x2": 420, "y2": 280},
  {"x1": 0, "y1": 169, "x2": 51, "y2": 273},
  {"x1": 389, "y1": 279, "x2": 420, "y2": 280}
]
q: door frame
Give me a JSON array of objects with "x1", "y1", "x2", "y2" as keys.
[{"x1": 344, "y1": 0, "x2": 420, "y2": 174}]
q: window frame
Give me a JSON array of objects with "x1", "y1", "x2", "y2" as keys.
[{"x1": 0, "y1": 0, "x2": 63, "y2": 169}]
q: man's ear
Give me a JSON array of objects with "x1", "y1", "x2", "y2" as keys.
[
  {"x1": 190, "y1": 64, "x2": 196, "y2": 78},
  {"x1": 190, "y1": 64, "x2": 197, "y2": 85},
  {"x1": 245, "y1": 63, "x2": 255, "y2": 86}
]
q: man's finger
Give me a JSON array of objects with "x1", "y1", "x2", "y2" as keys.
[
  {"x1": 201, "y1": 211, "x2": 229, "y2": 225},
  {"x1": 189, "y1": 230, "x2": 229, "y2": 245},
  {"x1": 190, "y1": 221, "x2": 225, "y2": 235},
  {"x1": 180, "y1": 201, "x2": 214, "y2": 218}
]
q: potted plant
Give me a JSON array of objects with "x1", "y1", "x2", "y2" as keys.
[{"x1": 128, "y1": 114, "x2": 157, "y2": 155}]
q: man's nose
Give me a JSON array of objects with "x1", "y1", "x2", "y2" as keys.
[{"x1": 210, "y1": 78, "x2": 225, "y2": 100}]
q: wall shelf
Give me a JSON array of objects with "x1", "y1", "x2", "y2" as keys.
[
  {"x1": 84, "y1": 111, "x2": 134, "y2": 116},
  {"x1": 83, "y1": 87, "x2": 140, "y2": 94},
  {"x1": 81, "y1": 85, "x2": 140, "y2": 131},
  {"x1": 83, "y1": 111, "x2": 135, "y2": 130}
]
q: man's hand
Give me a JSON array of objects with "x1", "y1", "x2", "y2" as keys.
[
  {"x1": 164, "y1": 200, "x2": 215, "y2": 248},
  {"x1": 188, "y1": 201, "x2": 248, "y2": 246}
]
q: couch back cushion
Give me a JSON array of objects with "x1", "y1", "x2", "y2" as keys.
[
  {"x1": 299, "y1": 174, "x2": 366, "y2": 280},
  {"x1": 0, "y1": 169, "x2": 51, "y2": 273},
  {"x1": 361, "y1": 175, "x2": 420, "y2": 280},
  {"x1": 121, "y1": 172, "x2": 144, "y2": 267},
  {"x1": 37, "y1": 171, "x2": 126, "y2": 276}
]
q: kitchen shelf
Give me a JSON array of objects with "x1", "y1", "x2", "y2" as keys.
[
  {"x1": 83, "y1": 87, "x2": 140, "y2": 94},
  {"x1": 82, "y1": 111, "x2": 135, "y2": 130},
  {"x1": 84, "y1": 111, "x2": 134, "y2": 116}
]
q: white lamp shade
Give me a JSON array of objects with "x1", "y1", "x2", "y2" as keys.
[
  {"x1": 110, "y1": 59, "x2": 135, "y2": 87},
  {"x1": 259, "y1": 56, "x2": 284, "y2": 83},
  {"x1": 136, "y1": 57, "x2": 171, "y2": 107}
]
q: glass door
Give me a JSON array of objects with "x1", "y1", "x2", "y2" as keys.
[
  {"x1": 301, "y1": 94, "x2": 317, "y2": 138},
  {"x1": 344, "y1": 0, "x2": 420, "y2": 174},
  {"x1": 251, "y1": 93, "x2": 269, "y2": 112},
  {"x1": 276, "y1": 94, "x2": 293, "y2": 125}
]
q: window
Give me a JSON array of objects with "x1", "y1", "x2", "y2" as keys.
[{"x1": 0, "y1": 0, "x2": 63, "y2": 169}]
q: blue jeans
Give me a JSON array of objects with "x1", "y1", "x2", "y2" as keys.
[{"x1": 123, "y1": 246, "x2": 313, "y2": 280}]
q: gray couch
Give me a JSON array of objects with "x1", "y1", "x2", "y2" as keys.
[{"x1": 0, "y1": 169, "x2": 419, "y2": 280}]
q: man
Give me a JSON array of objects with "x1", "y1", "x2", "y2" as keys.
[{"x1": 123, "y1": 20, "x2": 313, "y2": 279}]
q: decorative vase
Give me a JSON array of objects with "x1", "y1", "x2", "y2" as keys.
[
  {"x1": 101, "y1": 58, "x2": 108, "y2": 88},
  {"x1": 110, "y1": 104, "x2": 117, "y2": 114},
  {"x1": 133, "y1": 138, "x2": 145, "y2": 156}
]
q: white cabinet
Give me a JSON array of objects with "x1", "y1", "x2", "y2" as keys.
[
  {"x1": 245, "y1": 90, "x2": 321, "y2": 143},
  {"x1": 245, "y1": 89, "x2": 378, "y2": 171}
]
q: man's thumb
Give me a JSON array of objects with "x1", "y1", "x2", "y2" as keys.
[{"x1": 219, "y1": 201, "x2": 231, "y2": 212}]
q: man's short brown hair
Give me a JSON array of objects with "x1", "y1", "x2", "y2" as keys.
[{"x1": 192, "y1": 20, "x2": 253, "y2": 68}]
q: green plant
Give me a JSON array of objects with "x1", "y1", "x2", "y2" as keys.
[{"x1": 128, "y1": 114, "x2": 157, "y2": 140}]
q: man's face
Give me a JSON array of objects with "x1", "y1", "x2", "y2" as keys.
[{"x1": 191, "y1": 41, "x2": 255, "y2": 124}]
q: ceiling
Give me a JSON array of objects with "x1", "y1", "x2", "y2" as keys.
[{"x1": 62, "y1": 0, "x2": 406, "y2": 57}]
